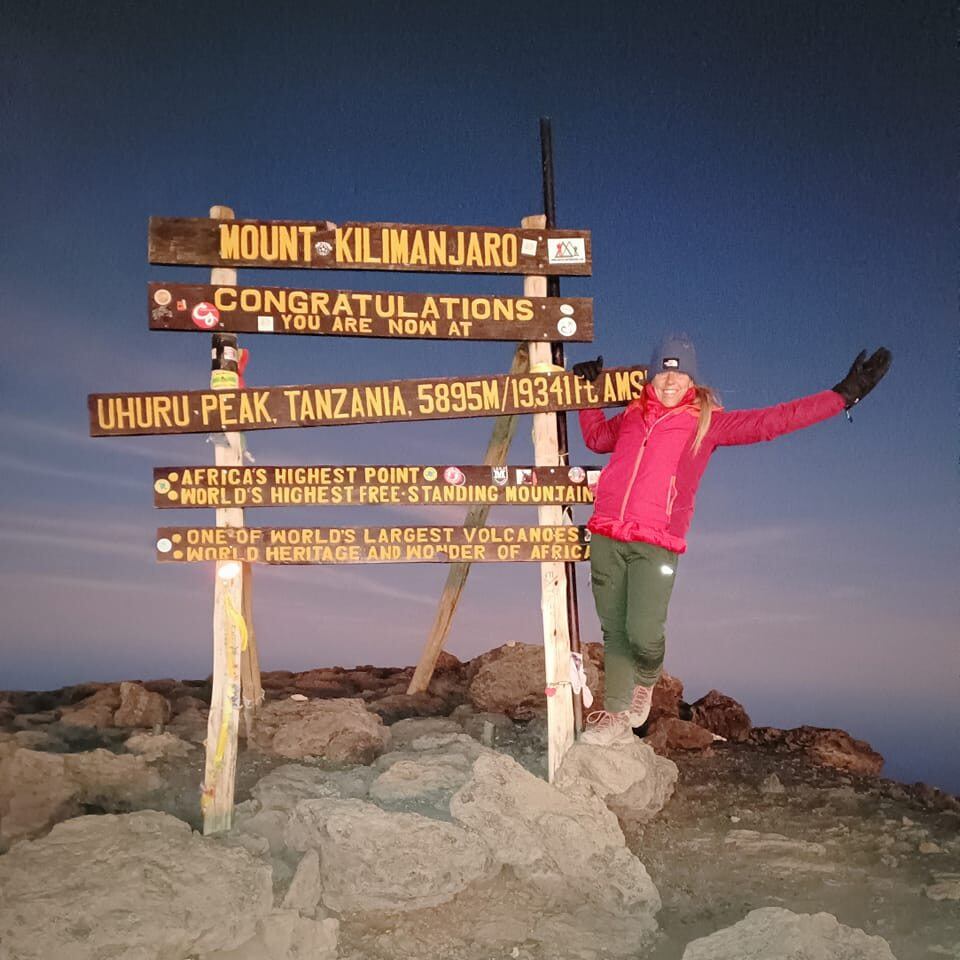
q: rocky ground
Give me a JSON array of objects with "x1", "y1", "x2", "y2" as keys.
[{"x1": 1, "y1": 643, "x2": 958, "y2": 960}]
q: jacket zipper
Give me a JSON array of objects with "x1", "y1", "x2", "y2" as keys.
[
  {"x1": 620, "y1": 407, "x2": 683, "y2": 523},
  {"x1": 666, "y1": 475, "x2": 678, "y2": 518},
  {"x1": 617, "y1": 409, "x2": 685, "y2": 522}
]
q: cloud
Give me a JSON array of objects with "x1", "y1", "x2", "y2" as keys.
[{"x1": 0, "y1": 452, "x2": 143, "y2": 490}]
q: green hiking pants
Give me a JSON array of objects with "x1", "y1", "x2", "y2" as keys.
[{"x1": 589, "y1": 532, "x2": 679, "y2": 712}]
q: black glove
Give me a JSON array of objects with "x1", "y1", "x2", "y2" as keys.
[
  {"x1": 572, "y1": 355, "x2": 603, "y2": 383},
  {"x1": 832, "y1": 347, "x2": 892, "y2": 409}
]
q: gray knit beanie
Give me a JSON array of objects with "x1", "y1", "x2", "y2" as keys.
[{"x1": 649, "y1": 332, "x2": 698, "y2": 382}]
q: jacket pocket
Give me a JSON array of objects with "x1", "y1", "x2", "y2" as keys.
[{"x1": 665, "y1": 475, "x2": 678, "y2": 518}]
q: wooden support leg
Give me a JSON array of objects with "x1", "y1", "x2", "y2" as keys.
[{"x1": 406, "y1": 342, "x2": 529, "y2": 695}]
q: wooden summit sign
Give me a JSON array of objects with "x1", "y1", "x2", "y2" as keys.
[
  {"x1": 149, "y1": 218, "x2": 592, "y2": 275},
  {"x1": 148, "y1": 282, "x2": 593, "y2": 342},
  {"x1": 90, "y1": 366, "x2": 646, "y2": 437},
  {"x1": 156, "y1": 524, "x2": 592, "y2": 564},
  {"x1": 153, "y1": 464, "x2": 601, "y2": 508}
]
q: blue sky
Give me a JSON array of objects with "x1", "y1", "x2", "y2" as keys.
[{"x1": 1, "y1": 1, "x2": 956, "y2": 790}]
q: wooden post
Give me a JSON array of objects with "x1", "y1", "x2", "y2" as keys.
[
  {"x1": 240, "y1": 560, "x2": 263, "y2": 737},
  {"x1": 202, "y1": 204, "x2": 245, "y2": 835},
  {"x1": 523, "y1": 214, "x2": 575, "y2": 782},
  {"x1": 406, "y1": 342, "x2": 529, "y2": 695}
]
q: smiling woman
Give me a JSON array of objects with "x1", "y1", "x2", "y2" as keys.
[{"x1": 573, "y1": 333, "x2": 892, "y2": 746}]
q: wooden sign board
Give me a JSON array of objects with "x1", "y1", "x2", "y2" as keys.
[
  {"x1": 153, "y1": 464, "x2": 601, "y2": 508},
  {"x1": 148, "y1": 282, "x2": 594, "y2": 342},
  {"x1": 89, "y1": 367, "x2": 646, "y2": 438},
  {"x1": 149, "y1": 218, "x2": 592, "y2": 276},
  {"x1": 156, "y1": 525, "x2": 592, "y2": 564}
]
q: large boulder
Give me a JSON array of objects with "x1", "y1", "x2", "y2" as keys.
[
  {"x1": 0, "y1": 750, "x2": 79, "y2": 844},
  {"x1": 113, "y1": 681, "x2": 172, "y2": 728},
  {"x1": 646, "y1": 716, "x2": 716, "y2": 754},
  {"x1": 0, "y1": 811, "x2": 273, "y2": 960},
  {"x1": 450, "y1": 752, "x2": 660, "y2": 930},
  {"x1": 557, "y1": 739, "x2": 678, "y2": 825},
  {"x1": 59, "y1": 685, "x2": 120, "y2": 728},
  {"x1": 369, "y1": 737, "x2": 486, "y2": 811},
  {"x1": 681, "y1": 907, "x2": 897, "y2": 959},
  {"x1": 199, "y1": 910, "x2": 339, "y2": 960},
  {"x1": 691, "y1": 689, "x2": 752, "y2": 741},
  {"x1": 751, "y1": 725, "x2": 884, "y2": 776},
  {"x1": 63, "y1": 748, "x2": 162, "y2": 807},
  {"x1": 365, "y1": 691, "x2": 448, "y2": 723},
  {"x1": 649, "y1": 670, "x2": 685, "y2": 723},
  {"x1": 285, "y1": 798, "x2": 495, "y2": 913},
  {"x1": 125, "y1": 730, "x2": 196, "y2": 761},
  {"x1": 466, "y1": 643, "x2": 600, "y2": 720},
  {"x1": 249, "y1": 697, "x2": 390, "y2": 763}
]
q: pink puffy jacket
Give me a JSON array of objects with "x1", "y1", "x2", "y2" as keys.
[{"x1": 579, "y1": 383, "x2": 845, "y2": 553}]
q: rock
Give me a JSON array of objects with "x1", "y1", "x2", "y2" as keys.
[
  {"x1": 649, "y1": 670, "x2": 685, "y2": 723},
  {"x1": 691, "y1": 689, "x2": 752, "y2": 741},
  {"x1": 281, "y1": 849, "x2": 322, "y2": 913},
  {"x1": 366, "y1": 691, "x2": 448, "y2": 723},
  {"x1": 0, "y1": 811, "x2": 273, "y2": 959},
  {"x1": 646, "y1": 716, "x2": 716, "y2": 753},
  {"x1": 125, "y1": 730, "x2": 195, "y2": 761},
  {"x1": 450, "y1": 752, "x2": 660, "y2": 929},
  {"x1": 291, "y1": 669, "x2": 357, "y2": 699},
  {"x1": 925, "y1": 876, "x2": 960, "y2": 900},
  {"x1": 751, "y1": 725, "x2": 884, "y2": 776},
  {"x1": 919, "y1": 841, "x2": 943, "y2": 854},
  {"x1": 681, "y1": 906, "x2": 897, "y2": 959},
  {"x1": 12, "y1": 729, "x2": 66, "y2": 751},
  {"x1": 760, "y1": 772, "x2": 787, "y2": 795},
  {"x1": 285, "y1": 798, "x2": 495, "y2": 912},
  {"x1": 63, "y1": 748, "x2": 162, "y2": 807},
  {"x1": 459, "y1": 710, "x2": 517, "y2": 744},
  {"x1": 430, "y1": 650, "x2": 461, "y2": 672},
  {"x1": 113, "y1": 681, "x2": 172, "y2": 728},
  {"x1": 387, "y1": 716, "x2": 463, "y2": 750},
  {"x1": 201, "y1": 911, "x2": 339, "y2": 960},
  {"x1": 252, "y1": 763, "x2": 373, "y2": 808},
  {"x1": 0, "y1": 749, "x2": 79, "y2": 844},
  {"x1": 724, "y1": 828, "x2": 826, "y2": 855},
  {"x1": 249, "y1": 697, "x2": 390, "y2": 763},
  {"x1": 555, "y1": 739, "x2": 678, "y2": 825},
  {"x1": 467, "y1": 642, "x2": 602, "y2": 720},
  {"x1": 59, "y1": 685, "x2": 120, "y2": 728},
  {"x1": 167, "y1": 705, "x2": 209, "y2": 742},
  {"x1": 369, "y1": 751, "x2": 476, "y2": 807},
  {"x1": 13, "y1": 710, "x2": 59, "y2": 728}
]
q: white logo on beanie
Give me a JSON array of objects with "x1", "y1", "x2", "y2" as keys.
[{"x1": 663, "y1": 358, "x2": 680, "y2": 368}]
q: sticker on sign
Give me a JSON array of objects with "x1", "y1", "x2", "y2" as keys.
[{"x1": 547, "y1": 238, "x2": 586, "y2": 265}]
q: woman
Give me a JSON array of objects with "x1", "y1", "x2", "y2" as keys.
[{"x1": 573, "y1": 334, "x2": 891, "y2": 746}]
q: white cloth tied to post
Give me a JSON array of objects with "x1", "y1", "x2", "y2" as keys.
[{"x1": 569, "y1": 652, "x2": 593, "y2": 708}]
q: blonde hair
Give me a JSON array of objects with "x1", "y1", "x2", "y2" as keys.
[{"x1": 691, "y1": 383, "x2": 721, "y2": 454}]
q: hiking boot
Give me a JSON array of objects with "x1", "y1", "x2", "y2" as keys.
[
  {"x1": 581, "y1": 709, "x2": 634, "y2": 746},
  {"x1": 627, "y1": 683, "x2": 654, "y2": 727}
]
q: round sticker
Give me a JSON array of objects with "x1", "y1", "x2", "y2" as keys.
[
  {"x1": 154, "y1": 478, "x2": 171, "y2": 494},
  {"x1": 192, "y1": 301, "x2": 220, "y2": 330},
  {"x1": 557, "y1": 317, "x2": 577, "y2": 337},
  {"x1": 156, "y1": 538, "x2": 173, "y2": 553},
  {"x1": 567, "y1": 467, "x2": 586, "y2": 484},
  {"x1": 314, "y1": 241, "x2": 333, "y2": 256},
  {"x1": 559, "y1": 304, "x2": 575, "y2": 316},
  {"x1": 423, "y1": 467, "x2": 438, "y2": 481},
  {"x1": 443, "y1": 466, "x2": 466, "y2": 486},
  {"x1": 153, "y1": 288, "x2": 172, "y2": 306}
]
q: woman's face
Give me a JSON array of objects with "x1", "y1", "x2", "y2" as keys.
[{"x1": 651, "y1": 371, "x2": 693, "y2": 407}]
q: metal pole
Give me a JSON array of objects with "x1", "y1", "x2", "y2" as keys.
[{"x1": 539, "y1": 117, "x2": 584, "y2": 734}]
